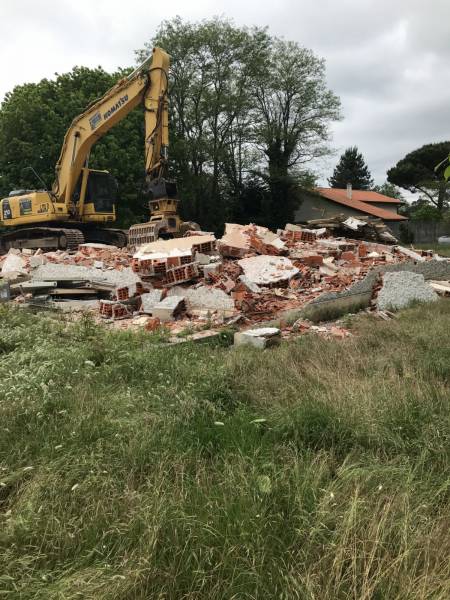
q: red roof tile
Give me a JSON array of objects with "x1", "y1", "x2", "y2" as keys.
[
  {"x1": 315, "y1": 188, "x2": 407, "y2": 221},
  {"x1": 323, "y1": 188, "x2": 403, "y2": 203}
]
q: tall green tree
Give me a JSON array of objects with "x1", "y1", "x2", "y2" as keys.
[
  {"x1": 252, "y1": 40, "x2": 341, "y2": 227},
  {"x1": 0, "y1": 67, "x2": 146, "y2": 225},
  {"x1": 138, "y1": 17, "x2": 270, "y2": 230},
  {"x1": 387, "y1": 142, "x2": 450, "y2": 213},
  {"x1": 138, "y1": 17, "x2": 340, "y2": 230},
  {"x1": 328, "y1": 146, "x2": 374, "y2": 190}
]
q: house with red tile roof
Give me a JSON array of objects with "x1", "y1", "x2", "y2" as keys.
[{"x1": 295, "y1": 185, "x2": 407, "y2": 235}]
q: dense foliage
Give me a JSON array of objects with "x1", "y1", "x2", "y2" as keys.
[
  {"x1": 387, "y1": 141, "x2": 450, "y2": 213},
  {"x1": 328, "y1": 146, "x2": 374, "y2": 190},
  {"x1": 0, "y1": 302, "x2": 449, "y2": 597},
  {"x1": 0, "y1": 17, "x2": 341, "y2": 231}
]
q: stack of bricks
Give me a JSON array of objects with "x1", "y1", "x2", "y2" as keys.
[
  {"x1": 99, "y1": 299, "x2": 132, "y2": 320},
  {"x1": 132, "y1": 253, "x2": 195, "y2": 279},
  {"x1": 282, "y1": 229, "x2": 317, "y2": 243},
  {"x1": 165, "y1": 263, "x2": 199, "y2": 286},
  {"x1": 115, "y1": 286, "x2": 130, "y2": 301},
  {"x1": 99, "y1": 299, "x2": 114, "y2": 318},
  {"x1": 191, "y1": 239, "x2": 216, "y2": 254}
]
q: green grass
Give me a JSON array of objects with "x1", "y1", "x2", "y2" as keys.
[
  {"x1": 0, "y1": 302, "x2": 449, "y2": 599},
  {"x1": 412, "y1": 242, "x2": 450, "y2": 257}
]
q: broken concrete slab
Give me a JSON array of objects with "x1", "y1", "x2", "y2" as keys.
[
  {"x1": 234, "y1": 327, "x2": 281, "y2": 349},
  {"x1": 395, "y1": 246, "x2": 425, "y2": 262},
  {"x1": 168, "y1": 330, "x2": 222, "y2": 345},
  {"x1": 152, "y1": 296, "x2": 186, "y2": 321},
  {"x1": 29, "y1": 255, "x2": 47, "y2": 268},
  {"x1": 238, "y1": 255, "x2": 299, "y2": 287},
  {"x1": 238, "y1": 275, "x2": 261, "y2": 293},
  {"x1": 428, "y1": 280, "x2": 450, "y2": 296},
  {"x1": 32, "y1": 263, "x2": 141, "y2": 294},
  {"x1": 218, "y1": 223, "x2": 251, "y2": 257},
  {"x1": 376, "y1": 271, "x2": 438, "y2": 311},
  {"x1": 168, "y1": 285, "x2": 235, "y2": 313},
  {"x1": 202, "y1": 262, "x2": 222, "y2": 280},
  {"x1": 19, "y1": 281, "x2": 58, "y2": 292},
  {"x1": 1, "y1": 253, "x2": 27, "y2": 274},
  {"x1": 140, "y1": 289, "x2": 164, "y2": 313}
]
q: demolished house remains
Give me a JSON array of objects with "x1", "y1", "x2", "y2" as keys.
[{"x1": 1, "y1": 219, "x2": 450, "y2": 344}]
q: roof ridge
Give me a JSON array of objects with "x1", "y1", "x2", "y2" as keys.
[{"x1": 314, "y1": 188, "x2": 407, "y2": 221}]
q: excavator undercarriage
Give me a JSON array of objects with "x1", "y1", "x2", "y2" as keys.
[{"x1": 0, "y1": 225, "x2": 127, "y2": 253}]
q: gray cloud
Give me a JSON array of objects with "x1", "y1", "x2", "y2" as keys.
[{"x1": 1, "y1": 0, "x2": 449, "y2": 186}]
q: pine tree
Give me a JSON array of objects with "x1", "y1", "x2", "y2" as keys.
[{"x1": 328, "y1": 146, "x2": 374, "y2": 190}]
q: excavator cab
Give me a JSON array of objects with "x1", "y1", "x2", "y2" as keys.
[{"x1": 72, "y1": 168, "x2": 117, "y2": 222}]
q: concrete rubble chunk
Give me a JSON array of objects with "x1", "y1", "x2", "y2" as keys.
[
  {"x1": 168, "y1": 285, "x2": 235, "y2": 314},
  {"x1": 202, "y1": 262, "x2": 222, "y2": 280},
  {"x1": 195, "y1": 251, "x2": 218, "y2": 265},
  {"x1": 428, "y1": 280, "x2": 450, "y2": 295},
  {"x1": 376, "y1": 271, "x2": 438, "y2": 311},
  {"x1": 140, "y1": 289, "x2": 164, "y2": 313},
  {"x1": 218, "y1": 223, "x2": 286, "y2": 256},
  {"x1": 218, "y1": 223, "x2": 251, "y2": 257},
  {"x1": 234, "y1": 327, "x2": 281, "y2": 349},
  {"x1": 238, "y1": 275, "x2": 261, "y2": 293},
  {"x1": 1, "y1": 253, "x2": 27, "y2": 274},
  {"x1": 20, "y1": 280, "x2": 57, "y2": 291},
  {"x1": 32, "y1": 263, "x2": 141, "y2": 293},
  {"x1": 238, "y1": 255, "x2": 299, "y2": 286},
  {"x1": 152, "y1": 295, "x2": 186, "y2": 321},
  {"x1": 285, "y1": 223, "x2": 302, "y2": 232},
  {"x1": 29, "y1": 255, "x2": 47, "y2": 268},
  {"x1": 395, "y1": 246, "x2": 425, "y2": 262}
]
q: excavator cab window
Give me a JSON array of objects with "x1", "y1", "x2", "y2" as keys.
[{"x1": 86, "y1": 172, "x2": 118, "y2": 213}]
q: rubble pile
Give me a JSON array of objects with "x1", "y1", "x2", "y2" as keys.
[
  {"x1": 299, "y1": 214, "x2": 398, "y2": 243},
  {"x1": 1, "y1": 223, "x2": 449, "y2": 341}
]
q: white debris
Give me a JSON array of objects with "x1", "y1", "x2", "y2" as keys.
[
  {"x1": 1, "y1": 253, "x2": 27, "y2": 274},
  {"x1": 395, "y1": 246, "x2": 425, "y2": 262},
  {"x1": 343, "y1": 216, "x2": 367, "y2": 231},
  {"x1": 237, "y1": 255, "x2": 299, "y2": 286},
  {"x1": 234, "y1": 327, "x2": 281, "y2": 349},
  {"x1": 168, "y1": 285, "x2": 235, "y2": 313}
]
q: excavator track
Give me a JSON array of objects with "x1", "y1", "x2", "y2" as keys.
[{"x1": 0, "y1": 227, "x2": 85, "y2": 253}]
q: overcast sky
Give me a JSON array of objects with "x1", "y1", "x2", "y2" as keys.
[{"x1": 1, "y1": 0, "x2": 449, "y2": 187}]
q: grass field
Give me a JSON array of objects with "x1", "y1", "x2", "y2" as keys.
[{"x1": 0, "y1": 301, "x2": 449, "y2": 599}]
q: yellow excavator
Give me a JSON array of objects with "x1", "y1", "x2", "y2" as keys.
[{"x1": 0, "y1": 48, "x2": 197, "y2": 252}]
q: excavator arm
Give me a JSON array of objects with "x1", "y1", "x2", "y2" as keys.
[{"x1": 53, "y1": 47, "x2": 170, "y2": 214}]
